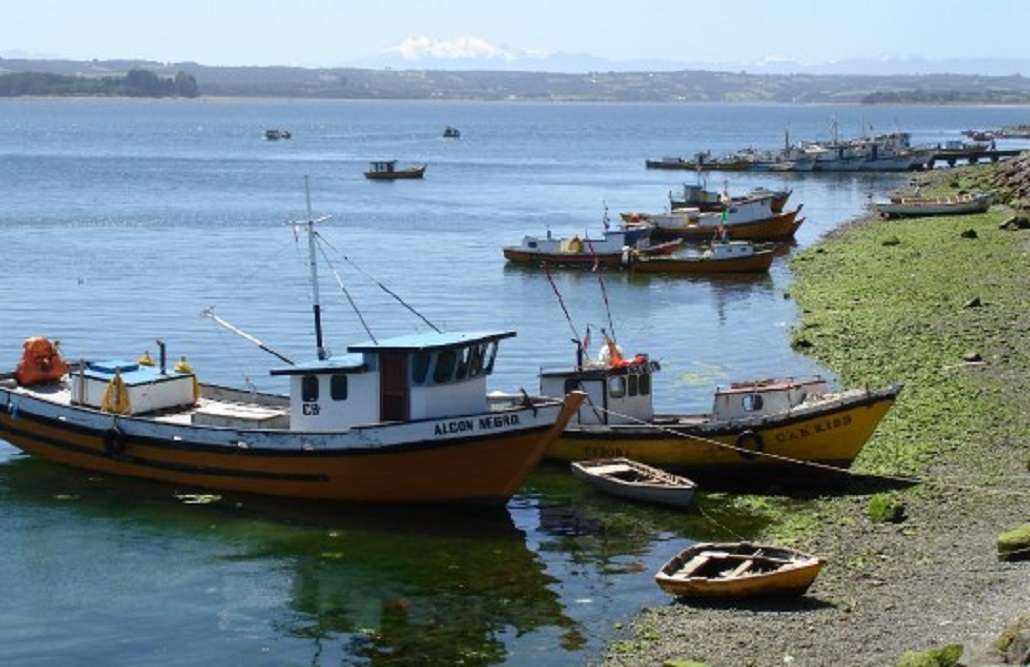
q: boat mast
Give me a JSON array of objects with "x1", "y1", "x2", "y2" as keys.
[{"x1": 302, "y1": 176, "x2": 329, "y2": 360}]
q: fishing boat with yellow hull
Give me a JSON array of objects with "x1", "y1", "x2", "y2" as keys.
[
  {"x1": 539, "y1": 337, "x2": 900, "y2": 479},
  {"x1": 0, "y1": 186, "x2": 585, "y2": 505}
]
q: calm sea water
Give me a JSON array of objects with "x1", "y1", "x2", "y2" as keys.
[{"x1": 1, "y1": 99, "x2": 1028, "y2": 665}]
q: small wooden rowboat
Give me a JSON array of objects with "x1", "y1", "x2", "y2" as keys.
[
  {"x1": 873, "y1": 191, "x2": 992, "y2": 218},
  {"x1": 570, "y1": 457, "x2": 697, "y2": 507},
  {"x1": 655, "y1": 541, "x2": 824, "y2": 599}
]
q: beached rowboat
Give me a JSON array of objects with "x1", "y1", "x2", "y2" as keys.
[
  {"x1": 655, "y1": 541, "x2": 824, "y2": 599},
  {"x1": 570, "y1": 457, "x2": 697, "y2": 507}
]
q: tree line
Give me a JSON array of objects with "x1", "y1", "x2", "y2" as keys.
[{"x1": 0, "y1": 69, "x2": 199, "y2": 97}]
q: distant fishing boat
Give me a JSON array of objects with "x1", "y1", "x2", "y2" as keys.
[{"x1": 364, "y1": 160, "x2": 427, "y2": 180}]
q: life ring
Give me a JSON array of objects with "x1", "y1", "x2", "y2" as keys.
[
  {"x1": 735, "y1": 430, "x2": 764, "y2": 459},
  {"x1": 103, "y1": 426, "x2": 126, "y2": 455}
]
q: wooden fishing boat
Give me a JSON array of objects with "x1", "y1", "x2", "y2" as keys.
[
  {"x1": 645, "y1": 153, "x2": 751, "y2": 171},
  {"x1": 623, "y1": 199, "x2": 804, "y2": 242},
  {"x1": 0, "y1": 188, "x2": 586, "y2": 505},
  {"x1": 538, "y1": 334, "x2": 900, "y2": 481},
  {"x1": 364, "y1": 160, "x2": 427, "y2": 180},
  {"x1": 655, "y1": 542, "x2": 824, "y2": 599},
  {"x1": 669, "y1": 184, "x2": 792, "y2": 214},
  {"x1": 502, "y1": 225, "x2": 682, "y2": 268},
  {"x1": 873, "y1": 191, "x2": 992, "y2": 218},
  {"x1": 570, "y1": 457, "x2": 697, "y2": 507},
  {"x1": 627, "y1": 240, "x2": 775, "y2": 274}
]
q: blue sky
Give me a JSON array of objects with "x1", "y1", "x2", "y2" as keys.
[{"x1": 3, "y1": 0, "x2": 1028, "y2": 71}]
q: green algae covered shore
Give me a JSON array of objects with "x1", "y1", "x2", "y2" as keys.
[{"x1": 602, "y1": 159, "x2": 1030, "y2": 667}]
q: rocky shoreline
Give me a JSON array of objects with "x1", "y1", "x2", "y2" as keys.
[{"x1": 600, "y1": 155, "x2": 1030, "y2": 667}]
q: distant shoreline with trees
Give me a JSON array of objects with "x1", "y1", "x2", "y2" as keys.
[
  {"x1": 0, "y1": 69, "x2": 198, "y2": 98},
  {"x1": 0, "y1": 59, "x2": 1028, "y2": 104}
]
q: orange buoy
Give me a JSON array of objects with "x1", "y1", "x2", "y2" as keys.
[{"x1": 14, "y1": 336, "x2": 70, "y2": 386}]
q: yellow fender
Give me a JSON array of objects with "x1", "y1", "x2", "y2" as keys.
[{"x1": 101, "y1": 372, "x2": 131, "y2": 415}]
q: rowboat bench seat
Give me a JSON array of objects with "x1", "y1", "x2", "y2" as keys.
[
  {"x1": 675, "y1": 554, "x2": 714, "y2": 577},
  {"x1": 728, "y1": 558, "x2": 754, "y2": 577},
  {"x1": 588, "y1": 463, "x2": 635, "y2": 476}
]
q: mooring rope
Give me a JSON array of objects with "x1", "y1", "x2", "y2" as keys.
[{"x1": 585, "y1": 399, "x2": 1030, "y2": 500}]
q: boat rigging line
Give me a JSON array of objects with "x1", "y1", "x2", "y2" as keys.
[
  {"x1": 542, "y1": 262, "x2": 583, "y2": 348},
  {"x1": 200, "y1": 307, "x2": 294, "y2": 365},
  {"x1": 585, "y1": 202, "x2": 617, "y2": 344},
  {"x1": 313, "y1": 233, "x2": 441, "y2": 335}
]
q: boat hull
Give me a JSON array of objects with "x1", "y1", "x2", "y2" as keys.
[
  {"x1": 651, "y1": 210, "x2": 803, "y2": 241},
  {"x1": 628, "y1": 249, "x2": 774, "y2": 274},
  {"x1": 502, "y1": 239, "x2": 682, "y2": 268},
  {"x1": 546, "y1": 385, "x2": 899, "y2": 479},
  {"x1": 364, "y1": 165, "x2": 427, "y2": 180},
  {"x1": 0, "y1": 382, "x2": 585, "y2": 504},
  {"x1": 655, "y1": 542, "x2": 823, "y2": 599},
  {"x1": 874, "y1": 193, "x2": 992, "y2": 218}
]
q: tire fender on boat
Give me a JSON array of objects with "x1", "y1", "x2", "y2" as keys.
[
  {"x1": 104, "y1": 426, "x2": 126, "y2": 455},
  {"x1": 735, "y1": 430, "x2": 764, "y2": 459}
]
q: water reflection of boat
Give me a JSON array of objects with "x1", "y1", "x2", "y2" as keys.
[{"x1": 0, "y1": 457, "x2": 575, "y2": 666}]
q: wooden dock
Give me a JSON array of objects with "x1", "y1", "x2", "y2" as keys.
[{"x1": 926, "y1": 148, "x2": 1023, "y2": 168}]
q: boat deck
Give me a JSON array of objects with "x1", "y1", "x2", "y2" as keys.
[{"x1": 3, "y1": 377, "x2": 292, "y2": 429}]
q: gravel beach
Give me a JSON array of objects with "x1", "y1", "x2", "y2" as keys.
[{"x1": 600, "y1": 158, "x2": 1030, "y2": 667}]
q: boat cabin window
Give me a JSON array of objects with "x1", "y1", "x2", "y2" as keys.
[
  {"x1": 433, "y1": 350, "x2": 457, "y2": 383},
  {"x1": 330, "y1": 375, "x2": 348, "y2": 401},
  {"x1": 608, "y1": 375, "x2": 626, "y2": 398},
  {"x1": 410, "y1": 341, "x2": 500, "y2": 386},
  {"x1": 628, "y1": 372, "x2": 651, "y2": 397},
  {"x1": 302, "y1": 375, "x2": 319, "y2": 402},
  {"x1": 482, "y1": 341, "x2": 498, "y2": 374},
  {"x1": 455, "y1": 347, "x2": 470, "y2": 380},
  {"x1": 412, "y1": 352, "x2": 431, "y2": 384},
  {"x1": 742, "y1": 394, "x2": 764, "y2": 412}
]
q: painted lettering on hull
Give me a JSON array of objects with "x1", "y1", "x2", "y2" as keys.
[
  {"x1": 774, "y1": 415, "x2": 853, "y2": 444},
  {"x1": 433, "y1": 414, "x2": 521, "y2": 437},
  {"x1": 435, "y1": 419, "x2": 474, "y2": 436}
]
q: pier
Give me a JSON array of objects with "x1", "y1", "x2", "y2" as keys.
[{"x1": 926, "y1": 148, "x2": 1023, "y2": 168}]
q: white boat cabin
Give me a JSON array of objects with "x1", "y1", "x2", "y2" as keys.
[
  {"x1": 711, "y1": 378, "x2": 828, "y2": 421},
  {"x1": 270, "y1": 331, "x2": 512, "y2": 431},
  {"x1": 541, "y1": 350, "x2": 829, "y2": 425},
  {"x1": 704, "y1": 240, "x2": 760, "y2": 259},
  {"x1": 516, "y1": 226, "x2": 651, "y2": 256},
  {"x1": 540, "y1": 352, "x2": 659, "y2": 426}
]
